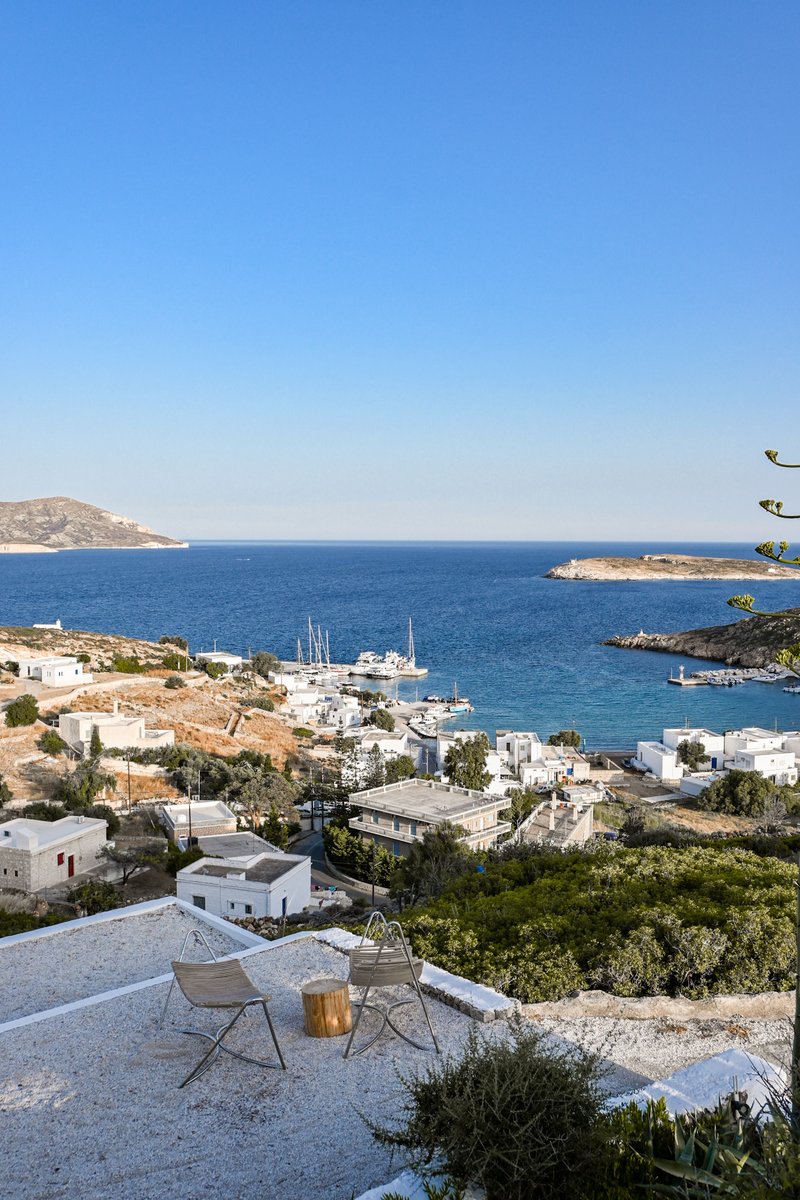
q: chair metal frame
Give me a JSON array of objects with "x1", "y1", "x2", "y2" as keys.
[
  {"x1": 159, "y1": 930, "x2": 286, "y2": 1087},
  {"x1": 343, "y1": 911, "x2": 440, "y2": 1059}
]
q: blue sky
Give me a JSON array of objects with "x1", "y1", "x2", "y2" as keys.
[{"x1": 1, "y1": 1, "x2": 798, "y2": 540}]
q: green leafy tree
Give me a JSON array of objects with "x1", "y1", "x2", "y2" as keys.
[
  {"x1": 76, "y1": 652, "x2": 91, "y2": 664},
  {"x1": 203, "y1": 660, "x2": 227, "y2": 679},
  {"x1": 443, "y1": 732, "x2": 491, "y2": 791},
  {"x1": 502, "y1": 788, "x2": 540, "y2": 830},
  {"x1": 677, "y1": 738, "x2": 706, "y2": 772},
  {"x1": 698, "y1": 769, "x2": 777, "y2": 817},
  {"x1": 390, "y1": 822, "x2": 474, "y2": 905},
  {"x1": 261, "y1": 803, "x2": 289, "y2": 850},
  {"x1": 22, "y1": 801, "x2": 68, "y2": 821},
  {"x1": 53, "y1": 762, "x2": 117, "y2": 810},
  {"x1": 161, "y1": 652, "x2": 184, "y2": 671},
  {"x1": 728, "y1": 447, "x2": 800, "y2": 674},
  {"x1": 89, "y1": 725, "x2": 103, "y2": 759},
  {"x1": 100, "y1": 839, "x2": 166, "y2": 885},
  {"x1": 4, "y1": 694, "x2": 39, "y2": 727},
  {"x1": 368, "y1": 707, "x2": 395, "y2": 732},
  {"x1": 547, "y1": 729, "x2": 581, "y2": 748},
  {"x1": 385, "y1": 754, "x2": 416, "y2": 784},
  {"x1": 362, "y1": 744, "x2": 386, "y2": 789},
  {"x1": 250, "y1": 650, "x2": 281, "y2": 678}
]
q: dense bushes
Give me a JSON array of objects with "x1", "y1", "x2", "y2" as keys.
[
  {"x1": 38, "y1": 729, "x2": 67, "y2": 755},
  {"x1": 401, "y1": 844, "x2": 798, "y2": 1002},
  {"x1": 0, "y1": 908, "x2": 66, "y2": 938},
  {"x1": 698, "y1": 768, "x2": 800, "y2": 816},
  {"x1": 164, "y1": 674, "x2": 186, "y2": 689},
  {"x1": 322, "y1": 823, "x2": 395, "y2": 885},
  {"x1": 4, "y1": 693, "x2": 39, "y2": 727},
  {"x1": 242, "y1": 694, "x2": 274, "y2": 711}
]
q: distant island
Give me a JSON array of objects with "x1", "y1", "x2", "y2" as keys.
[
  {"x1": 545, "y1": 553, "x2": 800, "y2": 581},
  {"x1": 0, "y1": 497, "x2": 187, "y2": 552},
  {"x1": 605, "y1": 607, "x2": 800, "y2": 668}
]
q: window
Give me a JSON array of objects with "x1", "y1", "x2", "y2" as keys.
[
  {"x1": 392, "y1": 841, "x2": 401, "y2": 856},
  {"x1": 57, "y1": 852, "x2": 65, "y2": 866},
  {"x1": 410, "y1": 821, "x2": 417, "y2": 836},
  {"x1": 191, "y1": 895, "x2": 206, "y2": 910},
  {"x1": 393, "y1": 815, "x2": 400, "y2": 832},
  {"x1": 229, "y1": 901, "x2": 235, "y2": 910},
  {"x1": 371, "y1": 812, "x2": 380, "y2": 824},
  {"x1": 245, "y1": 904, "x2": 253, "y2": 915}
]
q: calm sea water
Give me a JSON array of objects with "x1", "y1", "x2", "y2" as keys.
[{"x1": 2, "y1": 541, "x2": 800, "y2": 749}]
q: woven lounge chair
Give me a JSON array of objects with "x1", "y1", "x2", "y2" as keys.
[
  {"x1": 163, "y1": 957, "x2": 287, "y2": 1087},
  {"x1": 343, "y1": 911, "x2": 440, "y2": 1059}
]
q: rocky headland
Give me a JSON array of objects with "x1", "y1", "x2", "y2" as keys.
[
  {"x1": 546, "y1": 553, "x2": 800, "y2": 581},
  {"x1": 605, "y1": 608, "x2": 800, "y2": 667},
  {"x1": 0, "y1": 497, "x2": 187, "y2": 551}
]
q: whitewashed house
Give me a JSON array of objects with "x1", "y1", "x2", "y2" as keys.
[
  {"x1": 160, "y1": 800, "x2": 238, "y2": 844},
  {"x1": 662, "y1": 728, "x2": 725, "y2": 770},
  {"x1": 194, "y1": 651, "x2": 243, "y2": 673},
  {"x1": 634, "y1": 740, "x2": 684, "y2": 781},
  {"x1": 284, "y1": 686, "x2": 326, "y2": 725},
  {"x1": 724, "y1": 727, "x2": 786, "y2": 756},
  {"x1": 732, "y1": 748, "x2": 797, "y2": 785},
  {"x1": 59, "y1": 704, "x2": 174, "y2": 757},
  {"x1": 360, "y1": 728, "x2": 409, "y2": 759},
  {"x1": 0, "y1": 815, "x2": 107, "y2": 891},
  {"x1": 16, "y1": 655, "x2": 93, "y2": 687},
  {"x1": 177, "y1": 852, "x2": 311, "y2": 919}
]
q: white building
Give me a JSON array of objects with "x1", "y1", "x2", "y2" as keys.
[
  {"x1": 733, "y1": 749, "x2": 798, "y2": 785},
  {"x1": 284, "y1": 686, "x2": 326, "y2": 725},
  {"x1": 177, "y1": 852, "x2": 311, "y2": 919},
  {"x1": 519, "y1": 744, "x2": 591, "y2": 788},
  {"x1": 59, "y1": 705, "x2": 174, "y2": 757},
  {"x1": 16, "y1": 655, "x2": 93, "y2": 687},
  {"x1": 438, "y1": 730, "x2": 514, "y2": 796},
  {"x1": 359, "y1": 728, "x2": 409, "y2": 759},
  {"x1": 634, "y1": 741, "x2": 684, "y2": 781},
  {"x1": 724, "y1": 727, "x2": 786, "y2": 756},
  {"x1": 495, "y1": 731, "x2": 543, "y2": 772},
  {"x1": 194, "y1": 651, "x2": 243, "y2": 674},
  {"x1": 662, "y1": 728, "x2": 726, "y2": 770},
  {"x1": 349, "y1": 779, "x2": 513, "y2": 856},
  {"x1": 324, "y1": 692, "x2": 361, "y2": 731},
  {"x1": 160, "y1": 799, "x2": 238, "y2": 845},
  {"x1": 0, "y1": 815, "x2": 107, "y2": 891}
]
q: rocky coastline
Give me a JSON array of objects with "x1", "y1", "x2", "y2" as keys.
[
  {"x1": 604, "y1": 608, "x2": 800, "y2": 668},
  {"x1": 547, "y1": 553, "x2": 800, "y2": 581}
]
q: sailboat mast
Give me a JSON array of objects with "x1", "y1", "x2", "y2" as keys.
[
  {"x1": 308, "y1": 617, "x2": 313, "y2": 667},
  {"x1": 408, "y1": 617, "x2": 415, "y2": 664},
  {"x1": 325, "y1": 629, "x2": 331, "y2": 666}
]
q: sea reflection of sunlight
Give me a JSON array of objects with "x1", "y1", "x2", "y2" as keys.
[{"x1": 0, "y1": 1072, "x2": 77, "y2": 1112}]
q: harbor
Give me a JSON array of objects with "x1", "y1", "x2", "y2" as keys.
[{"x1": 668, "y1": 663, "x2": 793, "y2": 688}]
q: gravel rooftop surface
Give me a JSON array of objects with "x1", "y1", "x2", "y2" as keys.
[
  {"x1": 531, "y1": 1014, "x2": 792, "y2": 1092},
  {"x1": 0, "y1": 906, "x2": 243, "y2": 1023},
  {"x1": 0, "y1": 935, "x2": 488, "y2": 1200}
]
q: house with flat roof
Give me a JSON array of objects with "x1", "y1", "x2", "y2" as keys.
[
  {"x1": 358, "y1": 728, "x2": 409, "y2": 758},
  {"x1": 59, "y1": 706, "x2": 174, "y2": 757},
  {"x1": 662, "y1": 728, "x2": 725, "y2": 766},
  {"x1": 0, "y1": 814, "x2": 107, "y2": 891},
  {"x1": 160, "y1": 799, "x2": 238, "y2": 844},
  {"x1": 634, "y1": 741, "x2": 684, "y2": 781},
  {"x1": 195, "y1": 831, "x2": 282, "y2": 862},
  {"x1": 15, "y1": 655, "x2": 93, "y2": 687},
  {"x1": 194, "y1": 651, "x2": 243, "y2": 673},
  {"x1": 349, "y1": 779, "x2": 512, "y2": 856},
  {"x1": 732, "y1": 748, "x2": 798, "y2": 786},
  {"x1": 177, "y1": 851, "x2": 311, "y2": 919}
]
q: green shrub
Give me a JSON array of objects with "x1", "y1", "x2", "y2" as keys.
[
  {"x1": 4, "y1": 693, "x2": 39, "y2": 727},
  {"x1": 84, "y1": 803, "x2": 121, "y2": 837},
  {"x1": 164, "y1": 675, "x2": 186, "y2": 689},
  {"x1": 159, "y1": 635, "x2": 188, "y2": 650},
  {"x1": 368, "y1": 707, "x2": 395, "y2": 732},
  {"x1": 293, "y1": 727, "x2": 314, "y2": 739},
  {"x1": 400, "y1": 844, "x2": 798, "y2": 1003},
  {"x1": 0, "y1": 908, "x2": 66, "y2": 937},
  {"x1": 22, "y1": 802, "x2": 68, "y2": 822},
  {"x1": 68, "y1": 879, "x2": 119, "y2": 914},
  {"x1": 243, "y1": 695, "x2": 274, "y2": 711},
  {"x1": 203, "y1": 661, "x2": 227, "y2": 679},
  {"x1": 368, "y1": 1018, "x2": 612, "y2": 1200},
  {"x1": 111, "y1": 655, "x2": 148, "y2": 674},
  {"x1": 76, "y1": 652, "x2": 91, "y2": 664},
  {"x1": 0, "y1": 774, "x2": 12, "y2": 807},
  {"x1": 165, "y1": 844, "x2": 205, "y2": 877},
  {"x1": 38, "y1": 729, "x2": 66, "y2": 755},
  {"x1": 3, "y1": 660, "x2": 19, "y2": 675},
  {"x1": 162, "y1": 652, "x2": 183, "y2": 671}
]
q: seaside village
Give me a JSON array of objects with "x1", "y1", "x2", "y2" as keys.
[{"x1": 3, "y1": 622, "x2": 800, "y2": 1198}]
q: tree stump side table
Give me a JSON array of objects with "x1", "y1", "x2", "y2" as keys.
[{"x1": 301, "y1": 977, "x2": 353, "y2": 1038}]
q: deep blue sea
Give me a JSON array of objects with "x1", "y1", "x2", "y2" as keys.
[{"x1": 2, "y1": 541, "x2": 800, "y2": 749}]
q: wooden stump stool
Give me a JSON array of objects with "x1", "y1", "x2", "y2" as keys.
[{"x1": 301, "y1": 978, "x2": 353, "y2": 1038}]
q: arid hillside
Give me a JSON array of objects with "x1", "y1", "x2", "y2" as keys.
[{"x1": 0, "y1": 497, "x2": 186, "y2": 550}]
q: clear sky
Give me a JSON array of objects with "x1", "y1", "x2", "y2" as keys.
[{"x1": 1, "y1": 1, "x2": 798, "y2": 541}]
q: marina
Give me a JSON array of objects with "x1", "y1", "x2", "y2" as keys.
[{"x1": 669, "y1": 663, "x2": 793, "y2": 689}]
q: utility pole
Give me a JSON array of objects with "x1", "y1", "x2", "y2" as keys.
[
  {"x1": 126, "y1": 752, "x2": 132, "y2": 814},
  {"x1": 371, "y1": 841, "x2": 376, "y2": 908}
]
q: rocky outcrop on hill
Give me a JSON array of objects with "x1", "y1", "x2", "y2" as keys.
[
  {"x1": 547, "y1": 553, "x2": 800, "y2": 581},
  {"x1": 0, "y1": 497, "x2": 186, "y2": 550},
  {"x1": 605, "y1": 608, "x2": 800, "y2": 667}
]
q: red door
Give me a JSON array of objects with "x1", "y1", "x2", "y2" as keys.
[{"x1": 67, "y1": 855, "x2": 75, "y2": 878}]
